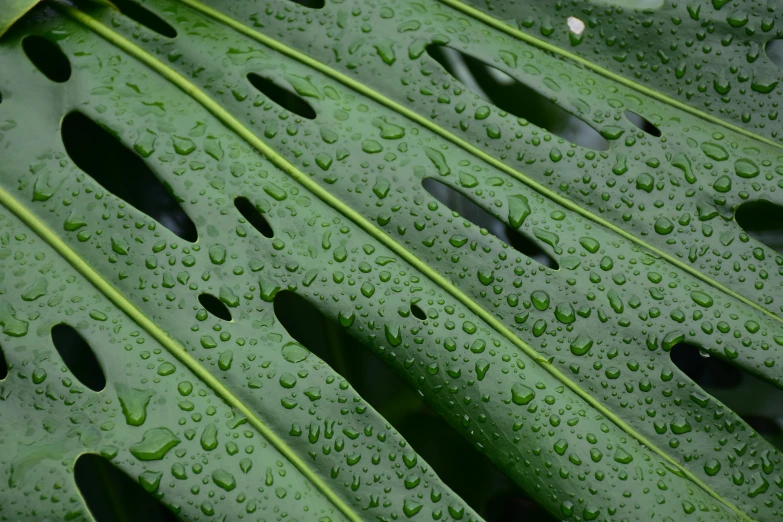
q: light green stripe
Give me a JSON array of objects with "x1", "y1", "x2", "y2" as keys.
[
  {"x1": 13, "y1": 9, "x2": 361, "y2": 522},
  {"x1": 0, "y1": 187, "x2": 360, "y2": 522},
  {"x1": 439, "y1": 0, "x2": 783, "y2": 151},
  {"x1": 173, "y1": 0, "x2": 783, "y2": 330},
  {"x1": 62, "y1": 4, "x2": 750, "y2": 520}
]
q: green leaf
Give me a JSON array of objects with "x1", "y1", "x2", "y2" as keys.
[
  {"x1": 0, "y1": 0, "x2": 39, "y2": 37},
  {"x1": 2, "y1": 0, "x2": 783, "y2": 520}
]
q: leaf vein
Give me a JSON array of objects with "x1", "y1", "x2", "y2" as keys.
[{"x1": 59, "y1": 3, "x2": 754, "y2": 519}]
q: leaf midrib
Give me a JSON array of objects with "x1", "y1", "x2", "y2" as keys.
[
  {"x1": 0, "y1": 198, "x2": 363, "y2": 522},
  {"x1": 0, "y1": 12, "x2": 361, "y2": 519},
  {"x1": 440, "y1": 0, "x2": 783, "y2": 151},
  {"x1": 59, "y1": 3, "x2": 752, "y2": 520},
  {"x1": 179, "y1": 0, "x2": 783, "y2": 331}
]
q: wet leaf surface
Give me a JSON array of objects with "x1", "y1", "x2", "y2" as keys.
[{"x1": 2, "y1": 0, "x2": 783, "y2": 521}]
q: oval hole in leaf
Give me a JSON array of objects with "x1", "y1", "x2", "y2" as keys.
[
  {"x1": 410, "y1": 302, "x2": 427, "y2": 321},
  {"x1": 235, "y1": 196, "x2": 274, "y2": 238},
  {"x1": 422, "y1": 177, "x2": 558, "y2": 270},
  {"x1": 272, "y1": 290, "x2": 538, "y2": 517},
  {"x1": 51, "y1": 324, "x2": 105, "y2": 392},
  {"x1": 75, "y1": 453, "x2": 178, "y2": 522},
  {"x1": 288, "y1": 0, "x2": 325, "y2": 7},
  {"x1": 765, "y1": 39, "x2": 783, "y2": 69},
  {"x1": 670, "y1": 342, "x2": 740, "y2": 388},
  {"x1": 624, "y1": 110, "x2": 661, "y2": 137},
  {"x1": 198, "y1": 293, "x2": 232, "y2": 321},
  {"x1": 671, "y1": 343, "x2": 783, "y2": 449},
  {"x1": 735, "y1": 200, "x2": 783, "y2": 255},
  {"x1": 22, "y1": 35, "x2": 71, "y2": 83},
  {"x1": 110, "y1": 0, "x2": 177, "y2": 38},
  {"x1": 0, "y1": 342, "x2": 7, "y2": 380},
  {"x1": 247, "y1": 73, "x2": 316, "y2": 120},
  {"x1": 61, "y1": 112, "x2": 198, "y2": 242},
  {"x1": 426, "y1": 44, "x2": 609, "y2": 151}
]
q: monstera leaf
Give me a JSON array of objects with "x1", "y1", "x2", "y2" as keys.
[{"x1": 2, "y1": 0, "x2": 783, "y2": 520}]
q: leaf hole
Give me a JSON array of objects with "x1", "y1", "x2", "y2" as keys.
[
  {"x1": 273, "y1": 290, "x2": 534, "y2": 517},
  {"x1": 422, "y1": 178, "x2": 558, "y2": 270},
  {"x1": 671, "y1": 342, "x2": 783, "y2": 449},
  {"x1": 75, "y1": 453, "x2": 179, "y2": 522},
  {"x1": 235, "y1": 196, "x2": 274, "y2": 238},
  {"x1": 426, "y1": 44, "x2": 609, "y2": 151},
  {"x1": 61, "y1": 112, "x2": 198, "y2": 242},
  {"x1": 288, "y1": 0, "x2": 325, "y2": 7},
  {"x1": 0, "y1": 342, "x2": 7, "y2": 380},
  {"x1": 735, "y1": 200, "x2": 783, "y2": 255},
  {"x1": 22, "y1": 35, "x2": 71, "y2": 83},
  {"x1": 410, "y1": 302, "x2": 427, "y2": 321},
  {"x1": 624, "y1": 110, "x2": 661, "y2": 137},
  {"x1": 247, "y1": 73, "x2": 316, "y2": 120},
  {"x1": 198, "y1": 293, "x2": 232, "y2": 321},
  {"x1": 110, "y1": 0, "x2": 177, "y2": 38},
  {"x1": 670, "y1": 342, "x2": 740, "y2": 388},
  {"x1": 51, "y1": 324, "x2": 105, "y2": 392},
  {"x1": 765, "y1": 39, "x2": 783, "y2": 70}
]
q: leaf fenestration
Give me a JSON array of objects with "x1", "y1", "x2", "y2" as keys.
[
  {"x1": 22, "y1": 35, "x2": 71, "y2": 83},
  {"x1": 198, "y1": 293, "x2": 232, "y2": 321},
  {"x1": 2, "y1": 0, "x2": 783, "y2": 521},
  {"x1": 75, "y1": 453, "x2": 179, "y2": 522},
  {"x1": 235, "y1": 196, "x2": 274, "y2": 238},
  {"x1": 735, "y1": 200, "x2": 783, "y2": 256},
  {"x1": 61, "y1": 111, "x2": 199, "y2": 243},
  {"x1": 0, "y1": 342, "x2": 7, "y2": 380},
  {"x1": 51, "y1": 324, "x2": 106, "y2": 392},
  {"x1": 110, "y1": 0, "x2": 178, "y2": 38},
  {"x1": 422, "y1": 177, "x2": 558, "y2": 270},
  {"x1": 427, "y1": 43, "x2": 611, "y2": 151},
  {"x1": 247, "y1": 73, "x2": 317, "y2": 120}
]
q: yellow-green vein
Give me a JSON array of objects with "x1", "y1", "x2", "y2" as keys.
[
  {"x1": 171, "y1": 0, "x2": 783, "y2": 330},
  {"x1": 0, "y1": 55, "x2": 360, "y2": 522},
  {"x1": 439, "y1": 0, "x2": 783, "y2": 151},
  {"x1": 60, "y1": 5, "x2": 752, "y2": 520}
]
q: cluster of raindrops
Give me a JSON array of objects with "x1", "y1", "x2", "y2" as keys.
[
  {"x1": 458, "y1": 0, "x2": 783, "y2": 142},
  {"x1": 208, "y1": 0, "x2": 783, "y2": 320},
  {"x1": 0, "y1": 0, "x2": 782, "y2": 520}
]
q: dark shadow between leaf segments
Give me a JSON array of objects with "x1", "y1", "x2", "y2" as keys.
[
  {"x1": 51, "y1": 324, "x2": 105, "y2": 392},
  {"x1": 422, "y1": 178, "x2": 558, "y2": 270},
  {"x1": 235, "y1": 196, "x2": 274, "y2": 238},
  {"x1": 22, "y1": 35, "x2": 71, "y2": 83},
  {"x1": 61, "y1": 112, "x2": 198, "y2": 243},
  {"x1": 198, "y1": 293, "x2": 232, "y2": 321},
  {"x1": 247, "y1": 73, "x2": 316, "y2": 119},
  {"x1": 735, "y1": 199, "x2": 783, "y2": 256},
  {"x1": 426, "y1": 44, "x2": 609, "y2": 151},
  {"x1": 0, "y1": 342, "x2": 7, "y2": 380},
  {"x1": 410, "y1": 302, "x2": 427, "y2": 321},
  {"x1": 624, "y1": 110, "x2": 661, "y2": 137},
  {"x1": 272, "y1": 290, "x2": 553, "y2": 520},
  {"x1": 109, "y1": 0, "x2": 177, "y2": 38},
  {"x1": 75, "y1": 454, "x2": 179, "y2": 522},
  {"x1": 671, "y1": 343, "x2": 783, "y2": 450},
  {"x1": 287, "y1": 0, "x2": 325, "y2": 7}
]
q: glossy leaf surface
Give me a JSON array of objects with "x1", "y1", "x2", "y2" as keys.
[{"x1": 1, "y1": 0, "x2": 782, "y2": 521}]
